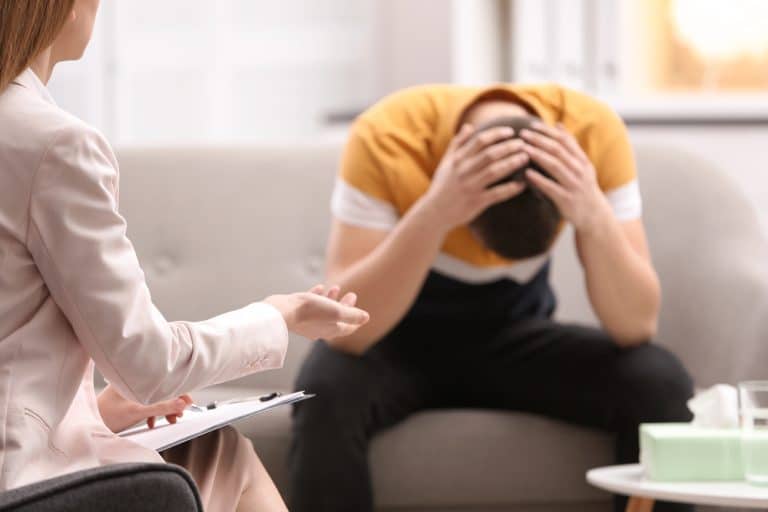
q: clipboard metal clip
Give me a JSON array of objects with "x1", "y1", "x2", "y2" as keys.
[{"x1": 189, "y1": 392, "x2": 282, "y2": 412}]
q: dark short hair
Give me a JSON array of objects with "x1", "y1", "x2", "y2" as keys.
[{"x1": 468, "y1": 116, "x2": 562, "y2": 260}]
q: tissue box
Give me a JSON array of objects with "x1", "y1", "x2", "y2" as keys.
[{"x1": 640, "y1": 423, "x2": 743, "y2": 481}]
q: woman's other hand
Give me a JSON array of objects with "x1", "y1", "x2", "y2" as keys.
[
  {"x1": 97, "y1": 384, "x2": 193, "y2": 433},
  {"x1": 265, "y1": 284, "x2": 370, "y2": 340}
]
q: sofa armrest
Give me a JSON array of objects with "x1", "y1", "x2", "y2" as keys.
[{"x1": 0, "y1": 463, "x2": 202, "y2": 512}]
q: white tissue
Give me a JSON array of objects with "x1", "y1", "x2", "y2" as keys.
[{"x1": 687, "y1": 384, "x2": 739, "y2": 428}]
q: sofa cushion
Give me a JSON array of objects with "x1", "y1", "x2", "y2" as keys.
[
  {"x1": 193, "y1": 386, "x2": 613, "y2": 508},
  {"x1": 117, "y1": 145, "x2": 339, "y2": 391}
]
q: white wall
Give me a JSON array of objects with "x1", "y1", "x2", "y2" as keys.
[
  {"x1": 48, "y1": 0, "x2": 455, "y2": 141},
  {"x1": 49, "y1": 0, "x2": 378, "y2": 144},
  {"x1": 371, "y1": 0, "x2": 453, "y2": 99},
  {"x1": 451, "y1": 0, "x2": 506, "y2": 85}
]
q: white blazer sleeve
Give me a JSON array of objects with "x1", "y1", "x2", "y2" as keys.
[{"x1": 26, "y1": 123, "x2": 289, "y2": 404}]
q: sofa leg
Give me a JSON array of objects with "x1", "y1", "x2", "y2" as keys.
[{"x1": 626, "y1": 496, "x2": 655, "y2": 512}]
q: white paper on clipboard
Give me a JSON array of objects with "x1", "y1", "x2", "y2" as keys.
[{"x1": 119, "y1": 391, "x2": 313, "y2": 452}]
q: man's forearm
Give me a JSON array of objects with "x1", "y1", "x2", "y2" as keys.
[
  {"x1": 576, "y1": 218, "x2": 661, "y2": 346},
  {"x1": 327, "y1": 199, "x2": 447, "y2": 355}
]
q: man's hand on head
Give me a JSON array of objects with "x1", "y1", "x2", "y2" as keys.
[
  {"x1": 520, "y1": 121, "x2": 614, "y2": 234},
  {"x1": 419, "y1": 124, "x2": 529, "y2": 233}
]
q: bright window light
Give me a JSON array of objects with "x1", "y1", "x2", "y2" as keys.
[{"x1": 671, "y1": 0, "x2": 768, "y2": 59}]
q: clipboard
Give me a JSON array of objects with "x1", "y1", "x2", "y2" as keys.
[{"x1": 119, "y1": 391, "x2": 313, "y2": 452}]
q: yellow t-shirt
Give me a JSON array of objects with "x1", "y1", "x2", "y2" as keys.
[{"x1": 332, "y1": 83, "x2": 640, "y2": 284}]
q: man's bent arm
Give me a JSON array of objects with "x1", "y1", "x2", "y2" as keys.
[
  {"x1": 575, "y1": 216, "x2": 661, "y2": 347},
  {"x1": 520, "y1": 122, "x2": 660, "y2": 347},
  {"x1": 325, "y1": 199, "x2": 447, "y2": 355}
]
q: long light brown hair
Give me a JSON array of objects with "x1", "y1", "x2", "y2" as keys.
[{"x1": 0, "y1": 0, "x2": 75, "y2": 91}]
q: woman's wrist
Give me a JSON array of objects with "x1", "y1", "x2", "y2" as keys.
[{"x1": 263, "y1": 295, "x2": 299, "y2": 332}]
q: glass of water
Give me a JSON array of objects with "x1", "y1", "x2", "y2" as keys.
[{"x1": 740, "y1": 381, "x2": 768, "y2": 485}]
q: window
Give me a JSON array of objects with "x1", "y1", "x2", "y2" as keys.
[
  {"x1": 508, "y1": 0, "x2": 768, "y2": 119},
  {"x1": 639, "y1": 0, "x2": 768, "y2": 93}
]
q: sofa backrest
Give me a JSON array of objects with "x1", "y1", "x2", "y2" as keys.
[{"x1": 116, "y1": 143, "x2": 768, "y2": 391}]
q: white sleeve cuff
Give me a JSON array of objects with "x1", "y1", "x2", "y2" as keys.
[
  {"x1": 605, "y1": 179, "x2": 643, "y2": 221},
  {"x1": 330, "y1": 178, "x2": 399, "y2": 230},
  {"x1": 234, "y1": 302, "x2": 290, "y2": 372}
]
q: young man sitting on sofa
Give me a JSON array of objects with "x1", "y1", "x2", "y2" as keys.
[{"x1": 289, "y1": 84, "x2": 694, "y2": 512}]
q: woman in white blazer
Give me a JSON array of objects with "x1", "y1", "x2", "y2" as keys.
[{"x1": 0, "y1": 1, "x2": 370, "y2": 510}]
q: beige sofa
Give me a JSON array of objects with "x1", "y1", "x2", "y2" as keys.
[{"x1": 115, "y1": 143, "x2": 768, "y2": 511}]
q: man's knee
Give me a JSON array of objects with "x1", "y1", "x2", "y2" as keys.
[
  {"x1": 614, "y1": 343, "x2": 694, "y2": 423},
  {"x1": 293, "y1": 343, "x2": 372, "y2": 435}
]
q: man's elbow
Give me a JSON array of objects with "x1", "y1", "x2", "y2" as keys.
[
  {"x1": 324, "y1": 333, "x2": 374, "y2": 357},
  {"x1": 609, "y1": 317, "x2": 658, "y2": 348}
]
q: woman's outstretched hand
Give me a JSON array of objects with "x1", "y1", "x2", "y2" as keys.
[
  {"x1": 265, "y1": 284, "x2": 370, "y2": 341},
  {"x1": 97, "y1": 384, "x2": 193, "y2": 433}
]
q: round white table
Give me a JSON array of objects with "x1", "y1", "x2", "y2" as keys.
[{"x1": 587, "y1": 464, "x2": 768, "y2": 511}]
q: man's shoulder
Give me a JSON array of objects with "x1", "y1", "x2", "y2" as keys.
[
  {"x1": 358, "y1": 84, "x2": 475, "y2": 128},
  {"x1": 551, "y1": 85, "x2": 625, "y2": 132}
]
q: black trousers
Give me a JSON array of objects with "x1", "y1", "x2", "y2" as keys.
[{"x1": 289, "y1": 318, "x2": 694, "y2": 512}]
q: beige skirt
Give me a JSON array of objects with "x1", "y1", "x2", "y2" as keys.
[{"x1": 161, "y1": 426, "x2": 280, "y2": 512}]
